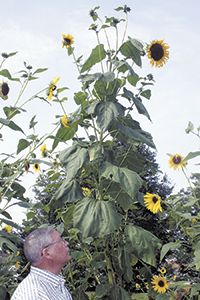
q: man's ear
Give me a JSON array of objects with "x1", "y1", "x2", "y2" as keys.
[{"x1": 41, "y1": 248, "x2": 52, "y2": 261}]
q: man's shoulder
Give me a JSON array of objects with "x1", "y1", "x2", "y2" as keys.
[{"x1": 11, "y1": 272, "x2": 40, "y2": 300}]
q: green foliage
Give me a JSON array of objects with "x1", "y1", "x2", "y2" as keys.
[{"x1": 1, "y1": 5, "x2": 194, "y2": 300}]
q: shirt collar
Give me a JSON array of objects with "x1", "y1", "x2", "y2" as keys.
[{"x1": 31, "y1": 266, "x2": 65, "y2": 286}]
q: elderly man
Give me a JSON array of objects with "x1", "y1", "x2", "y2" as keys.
[{"x1": 11, "y1": 226, "x2": 72, "y2": 300}]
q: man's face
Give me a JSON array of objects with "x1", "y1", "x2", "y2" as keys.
[{"x1": 49, "y1": 230, "x2": 71, "y2": 267}]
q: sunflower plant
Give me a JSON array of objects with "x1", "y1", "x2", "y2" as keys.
[{"x1": 0, "y1": 4, "x2": 174, "y2": 300}]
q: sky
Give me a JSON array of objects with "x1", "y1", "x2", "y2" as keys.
[{"x1": 1, "y1": 0, "x2": 200, "y2": 224}]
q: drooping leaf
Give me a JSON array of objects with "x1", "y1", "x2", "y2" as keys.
[
  {"x1": 93, "y1": 78, "x2": 121, "y2": 101},
  {"x1": 80, "y1": 44, "x2": 106, "y2": 73},
  {"x1": 123, "y1": 87, "x2": 151, "y2": 121},
  {"x1": 95, "y1": 101, "x2": 126, "y2": 131},
  {"x1": 116, "y1": 122, "x2": 156, "y2": 149},
  {"x1": 50, "y1": 180, "x2": 83, "y2": 207},
  {"x1": 125, "y1": 224, "x2": 161, "y2": 267},
  {"x1": 103, "y1": 180, "x2": 134, "y2": 211},
  {"x1": 160, "y1": 242, "x2": 182, "y2": 261},
  {"x1": 128, "y1": 37, "x2": 144, "y2": 52},
  {"x1": 99, "y1": 161, "x2": 143, "y2": 199},
  {"x1": 119, "y1": 40, "x2": 142, "y2": 67},
  {"x1": 0, "y1": 118, "x2": 24, "y2": 134},
  {"x1": 59, "y1": 143, "x2": 89, "y2": 181},
  {"x1": 73, "y1": 198, "x2": 121, "y2": 241}
]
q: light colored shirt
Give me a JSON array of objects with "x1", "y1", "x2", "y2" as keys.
[{"x1": 11, "y1": 266, "x2": 73, "y2": 300}]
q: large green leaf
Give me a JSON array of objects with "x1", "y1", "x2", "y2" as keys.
[
  {"x1": 93, "y1": 78, "x2": 121, "y2": 101},
  {"x1": 125, "y1": 225, "x2": 161, "y2": 267},
  {"x1": 81, "y1": 44, "x2": 106, "y2": 73},
  {"x1": 0, "y1": 118, "x2": 24, "y2": 134},
  {"x1": 123, "y1": 88, "x2": 151, "y2": 121},
  {"x1": 96, "y1": 101, "x2": 125, "y2": 131},
  {"x1": 119, "y1": 40, "x2": 142, "y2": 67},
  {"x1": 109, "y1": 285, "x2": 132, "y2": 300},
  {"x1": 103, "y1": 180, "x2": 135, "y2": 211},
  {"x1": 160, "y1": 242, "x2": 182, "y2": 261},
  {"x1": 73, "y1": 198, "x2": 121, "y2": 241},
  {"x1": 99, "y1": 161, "x2": 143, "y2": 199},
  {"x1": 116, "y1": 148, "x2": 147, "y2": 173},
  {"x1": 0, "y1": 237, "x2": 17, "y2": 252},
  {"x1": 116, "y1": 122, "x2": 156, "y2": 149},
  {"x1": 59, "y1": 143, "x2": 89, "y2": 181},
  {"x1": 50, "y1": 180, "x2": 83, "y2": 207},
  {"x1": 52, "y1": 122, "x2": 78, "y2": 151}
]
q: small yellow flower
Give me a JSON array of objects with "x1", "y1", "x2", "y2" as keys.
[
  {"x1": 136, "y1": 275, "x2": 140, "y2": 279},
  {"x1": 82, "y1": 187, "x2": 91, "y2": 197},
  {"x1": 146, "y1": 284, "x2": 149, "y2": 290},
  {"x1": 33, "y1": 163, "x2": 39, "y2": 172},
  {"x1": 160, "y1": 267, "x2": 166, "y2": 274},
  {"x1": 5, "y1": 225, "x2": 12, "y2": 233},
  {"x1": 6, "y1": 250, "x2": 11, "y2": 254},
  {"x1": 62, "y1": 34, "x2": 74, "y2": 49},
  {"x1": 173, "y1": 275, "x2": 176, "y2": 281},
  {"x1": 62, "y1": 114, "x2": 69, "y2": 128},
  {"x1": 40, "y1": 144, "x2": 47, "y2": 157},
  {"x1": 16, "y1": 251, "x2": 20, "y2": 256},
  {"x1": 15, "y1": 261, "x2": 20, "y2": 271},
  {"x1": 136, "y1": 283, "x2": 140, "y2": 289},
  {"x1": 47, "y1": 77, "x2": 60, "y2": 100},
  {"x1": 25, "y1": 162, "x2": 30, "y2": 172},
  {"x1": 168, "y1": 154, "x2": 186, "y2": 171},
  {"x1": 191, "y1": 218, "x2": 196, "y2": 226},
  {"x1": 82, "y1": 168, "x2": 85, "y2": 172},
  {"x1": 144, "y1": 193, "x2": 162, "y2": 214}
]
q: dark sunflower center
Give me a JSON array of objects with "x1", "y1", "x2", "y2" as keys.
[
  {"x1": 35, "y1": 164, "x2": 39, "y2": 169},
  {"x1": 64, "y1": 38, "x2": 71, "y2": 45},
  {"x1": 158, "y1": 280, "x2": 164, "y2": 287},
  {"x1": 1, "y1": 83, "x2": 9, "y2": 96},
  {"x1": 150, "y1": 43, "x2": 164, "y2": 61},
  {"x1": 172, "y1": 156, "x2": 181, "y2": 165},
  {"x1": 152, "y1": 196, "x2": 158, "y2": 204},
  {"x1": 52, "y1": 85, "x2": 56, "y2": 91}
]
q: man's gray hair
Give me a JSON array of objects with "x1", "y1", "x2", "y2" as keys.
[{"x1": 24, "y1": 226, "x2": 54, "y2": 266}]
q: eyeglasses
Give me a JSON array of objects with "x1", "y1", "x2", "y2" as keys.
[{"x1": 43, "y1": 237, "x2": 66, "y2": 249}]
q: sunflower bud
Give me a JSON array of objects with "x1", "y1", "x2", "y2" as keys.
[{"x1": 1, "y1": 52, "x2": 8, "y2": 58}]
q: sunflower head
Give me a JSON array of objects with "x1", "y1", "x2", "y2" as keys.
[
  {"x1": 144, "y1": 193, "x2": 162, "y2": 214},
  {"x1": 62, "y1": 34, "x2": 74, "y2": 49},
  {"x1": 0, "y1": 82, "x2": 9, "y2": 100},
  {"x1": 33, "y1": 163, "x2": 39, "y2": 172},
  {"x1": 151, "y1": 275, "x2": 169, "y2": 294},
  {"x1": 47, "y1": 77, "x2": 60, "y2": 100},
  {"x1": 168, "y1": 154, "x2": 186, "y2": 171},
  {"x1": 146, "y1": 39, "x2": 169, "y2": 68}
]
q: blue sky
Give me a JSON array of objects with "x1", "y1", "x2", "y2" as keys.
[{"x1": 1, "y1": 0, "x2": 200, "y2": 223}]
